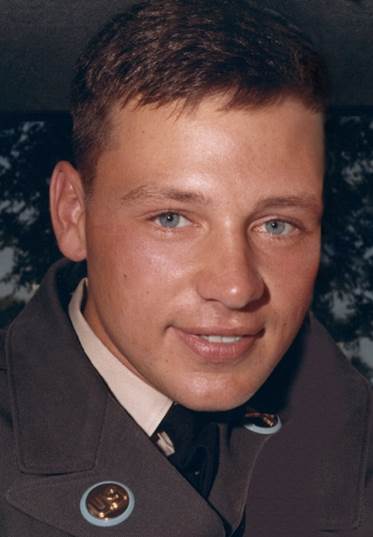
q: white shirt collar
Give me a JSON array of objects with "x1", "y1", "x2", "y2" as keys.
[{"x1": 68, "y1": 278, "x2": 173, "y2": 436}]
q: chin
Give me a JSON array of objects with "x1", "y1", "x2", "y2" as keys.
[{"x1": 175, "y1": 386, "x2": 253, "y2": 413}]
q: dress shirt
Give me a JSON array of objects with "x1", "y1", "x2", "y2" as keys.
[{"x1": 68, "y1": 278, "x2": 173, "y2": 436}]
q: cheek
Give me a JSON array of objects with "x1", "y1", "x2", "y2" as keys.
[
  {"x1": 121, "y1": 240, "x2": 190, "y2": 289},
  {"x1": 259, "y1": 240, "x2": 321, "y2": 310},
  {"x1": 87, "y1": 223, "x2": 194, "y2": 301}
]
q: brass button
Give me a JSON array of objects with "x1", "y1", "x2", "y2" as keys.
[
  {"x1": 244, "y1": 410, "x2": 282, "y2": 435},
  {"x1": 80, "y1": 481, "x2": 135, "y2": 527},
  {"x1": 87, "y1": 483, "x2": 129, "y2": 519}
]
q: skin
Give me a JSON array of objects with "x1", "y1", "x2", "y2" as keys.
[{"x1": 50, "y1": 95, "x2": 324, "y2": 411}]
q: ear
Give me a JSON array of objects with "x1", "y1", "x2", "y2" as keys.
[{"x1": 50, "y1": 161, "x2": 87, "y2": 261}]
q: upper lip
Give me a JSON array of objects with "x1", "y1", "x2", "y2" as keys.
[{"x1": 175, "y1": 326, "x2": 264, "y2": 337}]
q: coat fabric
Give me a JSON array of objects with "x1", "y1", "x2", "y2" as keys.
[{"x1": 0, "y1": 259, "x2": 372, "y2": 537}]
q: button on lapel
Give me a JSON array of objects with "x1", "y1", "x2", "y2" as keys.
[
  {"x1": 80, "y1": 481, "x2": 135, "y2": 527},
  {"x1": 243, "y1": 410, "x2": 282, "y2": 435},
  {"x1": 7, "y1": 396, "x2": 226, "y2": 537}
]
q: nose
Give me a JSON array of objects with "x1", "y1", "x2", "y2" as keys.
[{"x1": 195, "y1": 233, "x2": 265, "y2": 310}]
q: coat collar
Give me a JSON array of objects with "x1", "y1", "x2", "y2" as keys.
[
  {"x1": 6, "y1": 394, "x2": 229, "y2": 537},
  {"x1": 246, "y1": 316, "x2": 372, "y2": 533},
  {"x1": 6, "y1": 259, "x2": 105, "y2": 475},
  {"x1": 4, "y1": 259, "x2": 372, "y2": 535}
]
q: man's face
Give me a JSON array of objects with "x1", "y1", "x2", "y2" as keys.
[{"x1": 81, "y1": 96, "x2": 324, "y2": 411}]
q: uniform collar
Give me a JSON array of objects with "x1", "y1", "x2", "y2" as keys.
[{"x1": 68, "y1": 278, "x2": 172, "y2": 437}]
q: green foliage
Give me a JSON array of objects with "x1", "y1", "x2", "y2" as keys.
[
  {"x1": 313, "y1": 112, "x2": 373, "y2": 354},
  {"x1": 0, "y1": 116, "x2": 71, "y2": 290}
]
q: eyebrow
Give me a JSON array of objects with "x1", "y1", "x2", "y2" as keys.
[
  {"x1": 253, "y1": 195, "x2": 323, "y2": 215},
  {"x1": 120, "y1": 184, "x2": 322, "y2": 214},
  {"x1": 120, "y1": 184, "x2": 210, "y2": 205}
]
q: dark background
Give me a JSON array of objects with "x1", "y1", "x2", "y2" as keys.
[{"x1": 2, "y1": 0, "x2": 373, "y2": 112}]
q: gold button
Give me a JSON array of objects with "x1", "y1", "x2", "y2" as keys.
[
  {"x1": 243, "y1": 409, "x2": 282, "y2": 435},
  {"x1": 86, "y1": 483, "x2": 130, "y2": 520},
  {"x1": 245, "y1": 411, "x2": 279, "y2": 428}
]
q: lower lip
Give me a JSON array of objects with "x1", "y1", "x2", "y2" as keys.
[{"x1": 174, "y1": 328, "x2": 262, "y2": 363}]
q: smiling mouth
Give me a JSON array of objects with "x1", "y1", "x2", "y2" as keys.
[
  {"x1": 199, "y1": 335, "x2": 243, "y2": 343},
  {"x1": 173, "y1": 328, "x2": 263, "y2": 362}
]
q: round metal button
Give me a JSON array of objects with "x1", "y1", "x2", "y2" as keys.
[
  {"x1": 243, "y1": 411, "x2": 282, "y2": 435},
  {"x1": 80, "y1": 481, "x2": 135, "y2": 527}
]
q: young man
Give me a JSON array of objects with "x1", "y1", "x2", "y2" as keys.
[{"x1": 1, "y1": 1, "x2": 372, "y2": 535}]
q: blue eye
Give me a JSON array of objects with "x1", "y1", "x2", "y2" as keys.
[
  {"x1": 155, "y1": 212, "x2": 189, "y2": 228},
  {"x1": 264, "y1": 220, "x2": 293, "y2": 236}
]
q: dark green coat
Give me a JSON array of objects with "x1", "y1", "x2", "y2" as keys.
[{"x1": 0, "y1": 260, "x2": 372, "y2": 536}]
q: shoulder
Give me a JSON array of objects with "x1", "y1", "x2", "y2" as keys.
[
  {"x1": 306, "y1": 315, "x2": 372, "y2": 440},
  {"x1": 307, "y1": 314, "x2": 371, "y2": 390}
]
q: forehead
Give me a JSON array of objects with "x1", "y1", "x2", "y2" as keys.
[
  {"x1": 96, "y1": 95, "x2": 324, "y2": 200},
  {"x1": 109, "y1": 94, "x2": 323, "y2": 147}
]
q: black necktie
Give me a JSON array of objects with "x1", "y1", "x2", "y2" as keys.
[{"x1": 152, "y1": 405, "x2": 219, "y2": 498}]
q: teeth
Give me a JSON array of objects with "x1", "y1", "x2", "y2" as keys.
[{"x1": 200, "y1": 335, "x2": 243, "y2": 343}]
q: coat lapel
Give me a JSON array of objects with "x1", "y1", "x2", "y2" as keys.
[
  {"x1": 208, "y1": 424, "x2": 271, "y2": 534},
  {"x1": 244, "y1": 316, "x2": 373, "y2": 534},
  {"x1": 7, "y1": 396, "x2": 226, "y2": 537}
]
